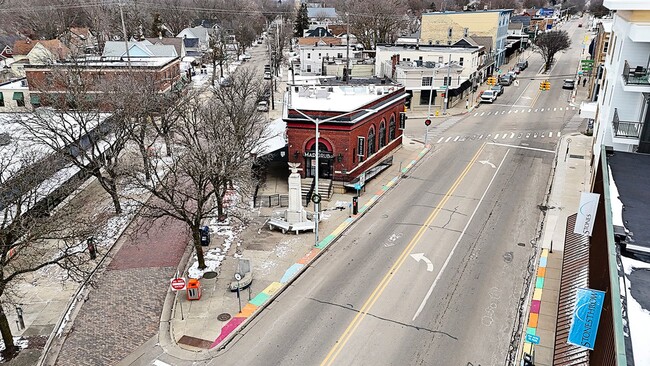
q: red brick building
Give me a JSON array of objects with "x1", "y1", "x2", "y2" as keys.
[
  {"x1": 24, "y1": 56, "x2": 181, "y2": 109},
  {"x1": 285, "y1": 80, "x2": 407, "y2": 182}
]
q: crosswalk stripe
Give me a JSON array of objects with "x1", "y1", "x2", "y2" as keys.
[
  {"x1": 502, "y1": 134, "x2": 507, "y2": 139},
  {"x1": 517, "y1": 133, "x2": 523, "y2": 138},
  {"x1": 572, "y1": 107, "x2": 576, "y2": 110},
  {"x1": 534, "y1": 133, "x2": 538, "y2": 138},
  {"x1": 559, "y1": 108, "x2": 563, "y2": 111},
  {"x1": 534, "y1": 109, "x2": 538, "y2": 112},
  {"x1": 502, "y1": 111, "x2": 507, "y2": 115},
  {"x1": 494, "y1": 133, "x2": 500, "y2": 139},
  {"x1": 437, "y1": 137, "x2": 444, "y2": 143},
  {"x1": 514, "y1": 110, "x2": 518, "y2": 113},
  {"x1": 478, "y1": 134, "x2": 483, "y2": 139},
  {"x1": 454, "y1": 136, "x2": 460, "y2": 142},
  {"x1": 508, "y1": 110, "x2": 512, "y2": 114},
  {"x1": 542, "y1": 132, "x2": 546, "y2": 138},
  {"x1": 480, "y1": 112, "x2": 485, "y2": 116},
  {"x1": 474, "y1": 113, "x2": 479, "y2": 116},
  {"x1": 526, "y1": 133, "x2": 531, "y2": 138},
  {"x1": 553, "y1": 108, "x2": 557, "y2": 111},
  {"x1": 541, "y1": 108, "x2": 545, "y2": 112},
  {"x1": 445, "y1": 136, "x2": 452, "y2": 142},
  {"x1": 528, "y1": 109, "x2": 532, "y2": 113},
  {"x1": 510, "y1": 132, "x2": 515, "y2": 138},
  {"x1": 486, "y1": 112, "x2": 492, "y2": 116}
]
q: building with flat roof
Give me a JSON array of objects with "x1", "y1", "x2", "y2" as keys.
[
  {"x1": 284, "y1": 78, "x2": 407, "y2": 183},
  {"x1": 419, "y1": 9, "x2": 512, "y2": 67}
]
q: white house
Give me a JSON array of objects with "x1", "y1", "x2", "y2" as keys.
[
  {"x1": 102, "y1": 40, "x2": 178, "y2": 58},
  {"x1": 0, "y1": 78, "x2": 34, "y2": 112}
]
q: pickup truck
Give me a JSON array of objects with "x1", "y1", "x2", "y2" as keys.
[{"x1": 480, "y1": 90, "x2": 498, "y2": 103}]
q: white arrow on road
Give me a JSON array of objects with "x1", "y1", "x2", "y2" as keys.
[
  {"x1": 521, "y1": 96, "x2": 532, "y2": 99},
  {"x1": 410, "y1": 253, "x2": 433, "y2": 272},
  {"x1": 479, "y1": 160, "x2": 496, "y2": 168}
]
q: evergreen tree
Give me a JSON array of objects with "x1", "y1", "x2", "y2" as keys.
[
  {"x1": 294, "y1": 4, "x2": 308, "y2": 37},
  {"x1": 151, "y1": 13, "x2": 163, "y2": 37}
]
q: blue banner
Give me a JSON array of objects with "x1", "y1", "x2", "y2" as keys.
[{"x1": 567, "y1": 288, "x2": 606, "y2": 350}]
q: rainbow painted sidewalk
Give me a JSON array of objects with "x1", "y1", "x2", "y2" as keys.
[
  {"x1": 522, "y1": 248, "x2": 550, "y2": 355},
  {"x1": 209, "y1": 147, "x2": 430, "y2": 349}
]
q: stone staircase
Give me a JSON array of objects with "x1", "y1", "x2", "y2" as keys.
[{"x1": 300, "y1": 177, "x2": 333, "y2": 205}]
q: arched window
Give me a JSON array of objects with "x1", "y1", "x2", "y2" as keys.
[
  {"x1": 367, "y1": 125, "x2": 376, "y2": 156},
  {"x1": 389, "y1": 115, "x2": 396, "y2": 141},
  {"x1": 379, "y1": 120, "x2": 386, "y2": 149}
]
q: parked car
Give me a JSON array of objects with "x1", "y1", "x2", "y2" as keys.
[
  {"x1": 562, "y1": 79, "x2": 576, "y2": 90},
  {"x1": 506, "y1": 71, "x2": 518, "y2": 80},
  {"x1": 517, "y1": 61, "x2": 528, "y2": 70},
  {"x1": 264, "y1": 71, "x2": 272, "y2": 80},
  {"x1": 257, "y1": 101, "x2": 269, "y2": 112},
  {"x1": 491, "y1": 84, "x2": 504, "y2": 96},
  {"x1": 480, "y1": 90, "x2": 498, "y2": 103},
  {"x1": 513, "y1": 66, "x2": 521, "y2": 74},
  {"x1": 239, "y1": 53, "x2": 251, "y2": 61},
  {"x1": 219, "y1": 76, "x2": 232, "y2": 87},
  {"x1": 499, "y1": 75, "x2": 513, "y2": 86}
]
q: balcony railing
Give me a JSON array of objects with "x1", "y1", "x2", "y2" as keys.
[
  {"x1": 613, "y1": 108, "x2": 642, "y2": 138},
  {"x1": 622, "y1": 60, "x2": 650, "y2": 86}
]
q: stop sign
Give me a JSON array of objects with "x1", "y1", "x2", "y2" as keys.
[
  {"x1": 425, "y1": 119, "x2": 431, "y2": 126},
  {"x1": 171, "y1": 278, "x2": 186, "y2": 291}
]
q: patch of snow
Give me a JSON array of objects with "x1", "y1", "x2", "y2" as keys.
[
  {"x1": 0, "y1": 336, "x2": 29, "y2": 358},
  {"x1": 319, "y1": 211, "x2": 331, "y2": 220},
  {"x1": 608, "y1": 166, "x2": 625, "y2": 228},
  {"x1": 187, "y1": 220, "x2": 245, "y2": 279},
  {"x1": 621, "y1": 255, "x2": 650, "y2": 365}
]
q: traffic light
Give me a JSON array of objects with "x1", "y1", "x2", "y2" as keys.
[
  {"x1": 539, "y1": 80, "x2": 551, "y2": 90},
  {"x1": 487, "y1": 77, "x2": 497, "y2": 86},
  {"x1": 545, "y1": 80, "x2": 551, "y2": 90},
  {"x1": 399, "y1": 112, "x2": 407, "y2": 130},
  {"x1": 522, "y1": 353, "x2": 534, "y2": 366}
]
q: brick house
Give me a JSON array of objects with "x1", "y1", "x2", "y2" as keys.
[{"x1": 285, "y1": 79, "x2": 407, "y2": 182}]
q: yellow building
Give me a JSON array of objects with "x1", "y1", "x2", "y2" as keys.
[{"x1": 420, "y1": 9, "x2": 513, "y2": 68}]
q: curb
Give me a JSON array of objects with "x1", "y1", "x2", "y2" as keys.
[{"x1": 155, "y1": 145, "x2": 431, "y2": 361}]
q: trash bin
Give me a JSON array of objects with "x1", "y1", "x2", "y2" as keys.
[
  {"x1": 200, "y1": 226, "x2": 210, "y2": 246},
  {"x1": 186, "y1": 279, "x2": 201, "y2": 300}
]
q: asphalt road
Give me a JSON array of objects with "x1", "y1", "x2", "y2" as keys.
[{"x1": 143, "y1": 20, "x2": 589, "y2": 366}]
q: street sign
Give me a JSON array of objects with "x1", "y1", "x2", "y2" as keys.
[
  {"x1": 171, "y1": 278, "x2": 186, "y2": 291},
  {"x1": 234, "y1": 272, "x2": 242, "y2": 281},
  {"x1": 425, "y1": 119, "x2": 431, "y2": 126},
  {"x1": 525, "y1": 333, "x2": 540, "y2": 345},
  {"x1": 312, "y1": 193, "x2": 322, "y2": 204}
]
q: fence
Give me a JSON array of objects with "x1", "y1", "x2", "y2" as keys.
[{"x1": 253, "y1": 194, "x2": 289, "y2": 208}]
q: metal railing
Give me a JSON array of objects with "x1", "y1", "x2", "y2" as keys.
[
  {"x1": 622, "y1": 60, "x2": 650, "y2": 86},
  {"x1": 612, "y1": 108, "x2": 643, "y2": 138}
]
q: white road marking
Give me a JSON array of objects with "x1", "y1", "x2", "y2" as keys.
[
  {"x1": 494, "y1": 134, "x2": 500, "y2": 139},
  {"x1": 528, "y1": 109, "x2": 532, "y2": 113},
  {"x1": 410, "y1": 253, "x2": 434, "y2": 272},
  {"x1": 541, "y1": 132, "x2": 546, "y2": 138},
  {"x1": 437, "y1": 137, "x2": 444, "y2": 143},
  {"x1": 478, "y1": 134, "x2": 484, "y2": 139},
  {"x1": 534, "y1": 109, "x2": 538, "y2": 112},
  {"x1": 502, "y1": 111, "x2": 507, "y2": 115},
  {"x1": 534, "y1": 133, "x2": 538, "y2": 138},
  {"x1": 573, "y1": 107, "x2": 576, "y2": 110},
  {"x1": 413, "y1": 151, "x2": 511, "y2": 321},
  {"x1": 488, "y1": 143, "x2": 555, "y2": 154},
  {"x1": 540, "y1": 108, "x2": 545, "y2": 112},
  {"x1": 526, "y1": 133, "x2": 531, "y2": 138},
  {"x1": 559, "y1": 108, "x2": 563, "y2": 111},
  {"x1": 508, "y1": 110, "x2": 512, "y2": 114},
  {"x1": 553, "y1": 108, "x2": 557, "y2": 111},
  {"x1": 454, "y1": 136, "x2": 460, "y2": 142},
  {"x1": 154, "y1": 361, "x2": 172, "y2": 366},
  {"x1": 480, "y1": 112, "x2": 485, "y2": 116},
  {"x1": 486, "y1": 112, "x2": 492, "y2": 116},
  {"x1": 479, "y1": 160, "x2": 496, "y2": 168},
  {"x1": 510, "y1": 132, "x2": 515, "y2": 138},
  {"x1": 502, "y1": 134, "x2": 507, "y2": 139},
  {"x1": 517, "y1": 133, "x2": 523, "y2": 138},
  {"x1": 474, "y1": 113, "x2": 479, "y2": 116},
  {"x1": 514, "y1": 110, "x2": 518, "y2": 113},
  {"x1": 445, "y1": 136, "x2": 452, "y2": 143}
]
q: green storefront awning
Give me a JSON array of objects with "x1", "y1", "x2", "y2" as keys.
[
  {"x1": 0, "y1": 93, "x2": 3, "y2": 101},
  {"x1": 12, "y1": 92, "x2": 24, "y2": 101},
  {"x1": 30, "y1": 94, "x2": 40, "y2": 105}
]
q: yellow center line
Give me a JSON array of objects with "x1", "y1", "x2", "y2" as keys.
[
  {"x1": 530, "y1": 88, "x2": 542, "y2": 108},
  {"x1": 320, "y1": 143, "x2": 487, "y2": 366}
]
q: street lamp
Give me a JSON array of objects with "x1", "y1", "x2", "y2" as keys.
[{"x1": 289, "y1": 106, "x2": 376, "y2": 246}]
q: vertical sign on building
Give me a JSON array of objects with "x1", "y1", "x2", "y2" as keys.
[
  {"x1": 567, "y1": 288, "x2": 605, "y2": 350},
  {"x1": 574, "y1": 192, "x2": 600, "y2": 236}
]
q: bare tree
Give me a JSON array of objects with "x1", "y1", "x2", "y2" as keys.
[
  {"x1": 18, "y1": 63, "x2": 129, "y2": 214},
  {"x1": 343, "y1": 0, "x2": 409, "y2": 49},
  {"x1": 589, "y1": 0, "x2": 611, "y2": 18},
  {"x1": 534, "y1": 30, "x2": 571, "y2": 72},
  {"x1": 125, "y1": 69, "x2": 270, "y2": 269},
  {"x1": 0, "y1": 141, "x2": 99, "y2": 357},
  {"x1": 209, "y1": 31, "x2": 230, "y2": 85}
]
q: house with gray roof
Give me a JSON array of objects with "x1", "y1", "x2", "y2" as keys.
[{"x1": 102, "y1": 40, "x2": 178, "y2": 58}]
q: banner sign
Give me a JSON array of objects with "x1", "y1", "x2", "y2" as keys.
[
  {"x1": 567, "y1": 288, "x2": 606, "y2": 350},
  {"x1": 574, "y1": 192, "x2": 600, "y2": 236}
]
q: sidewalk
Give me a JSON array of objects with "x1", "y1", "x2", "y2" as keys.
[{"x1": 119, "y1": 137, "x2": 429, "y2": 364}]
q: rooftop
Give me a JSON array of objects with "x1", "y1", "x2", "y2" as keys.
[
  {"x1": 603, "y1": 0, "x2": 650, "y2": 10},
  {"x1": 24, "y1": 56, "x2": 179, "y2": 69},
  {"x1": 0, "y1": 78, "x2": 28, "y2": 90},
  {"x1": 423, "y1": 9, "x2": 513, "y2": 16},
  {"x1": 287, "y1": 79, "x2": 403, "y2": 113}
]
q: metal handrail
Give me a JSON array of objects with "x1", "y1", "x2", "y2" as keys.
[{"x1": 612, "y1": 108, "x2": 643, "y2": 138}]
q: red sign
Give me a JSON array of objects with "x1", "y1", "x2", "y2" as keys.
[
  {"x1": 424, "y1": 119, "x2": 431, "y2": 126},
  {"x1": 171, "y1": 278, "x2": 186, "y2": 290}
]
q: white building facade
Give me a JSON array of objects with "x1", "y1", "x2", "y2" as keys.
[{"x1": 594, "y1": 1, "x2": 650, "y2": 161}]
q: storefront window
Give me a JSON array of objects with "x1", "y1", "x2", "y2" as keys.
[
  {"x1": 367, "y1": 126, "x2": 376, "y2": 156},
  {"x1": 389, "y1": 116, "x2": 396, "y2": 141},
  {"x1": 379, "y1": 121, "x2": 386, "y2": 149}
]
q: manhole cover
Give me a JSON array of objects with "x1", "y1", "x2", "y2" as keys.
[
  {"x1": 217, "y1": 313, "x2": 231, "y2": 321},
  {"x1": 503, "y1": 252, "x2": 513, "y2": 263},
  {"x1": 203, "y1": 271, "x2": 218, "y2": 279}
]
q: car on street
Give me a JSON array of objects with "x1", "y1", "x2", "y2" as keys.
[
  {"x1": 264, "y1": 71, "x2": 272, "y2": 80},
  {"x1": 506, "y1": 71, "x2": 517, "y2": 80},
  {"x1": 499, "y1": 75, "x2": 513, "y2": 86},
  {"x1": 219, "y1": 76, "x2": 232, "y2": 87},
  {"x1": 562, "y1": 79, "x2": 576, "y2": 89},
  {"x1": 239, "y1": 54, "x2": 251, "y2": 61},
  {"x1": 517, "y1": 61, "x2": 528, "y2": 70},
  {"x1": 480, "y1": 90, "x2": 498, "y2": 103},
  {"x1": 257, "y1": 101, "x2": 269, "y2": 112},
  {"x1": 491, "y1": 85, "x2": 504, "y2": 96},
  {"x1": 513, "y1": 66, "x2": 521, "y2": 74}
]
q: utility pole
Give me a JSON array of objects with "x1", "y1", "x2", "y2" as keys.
[
  {"x1": 425, "y1": 67, "x2": 435, "y2": 144},
  {"x1": 345, "y1": 12, "x2": 350, "y2": 83},
  {"x1": 443, "y1": 53, "x2": 451, "y2": 115},
  {"x1": 119, "y1": 1, "x2": 132, "y2": 69}
]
